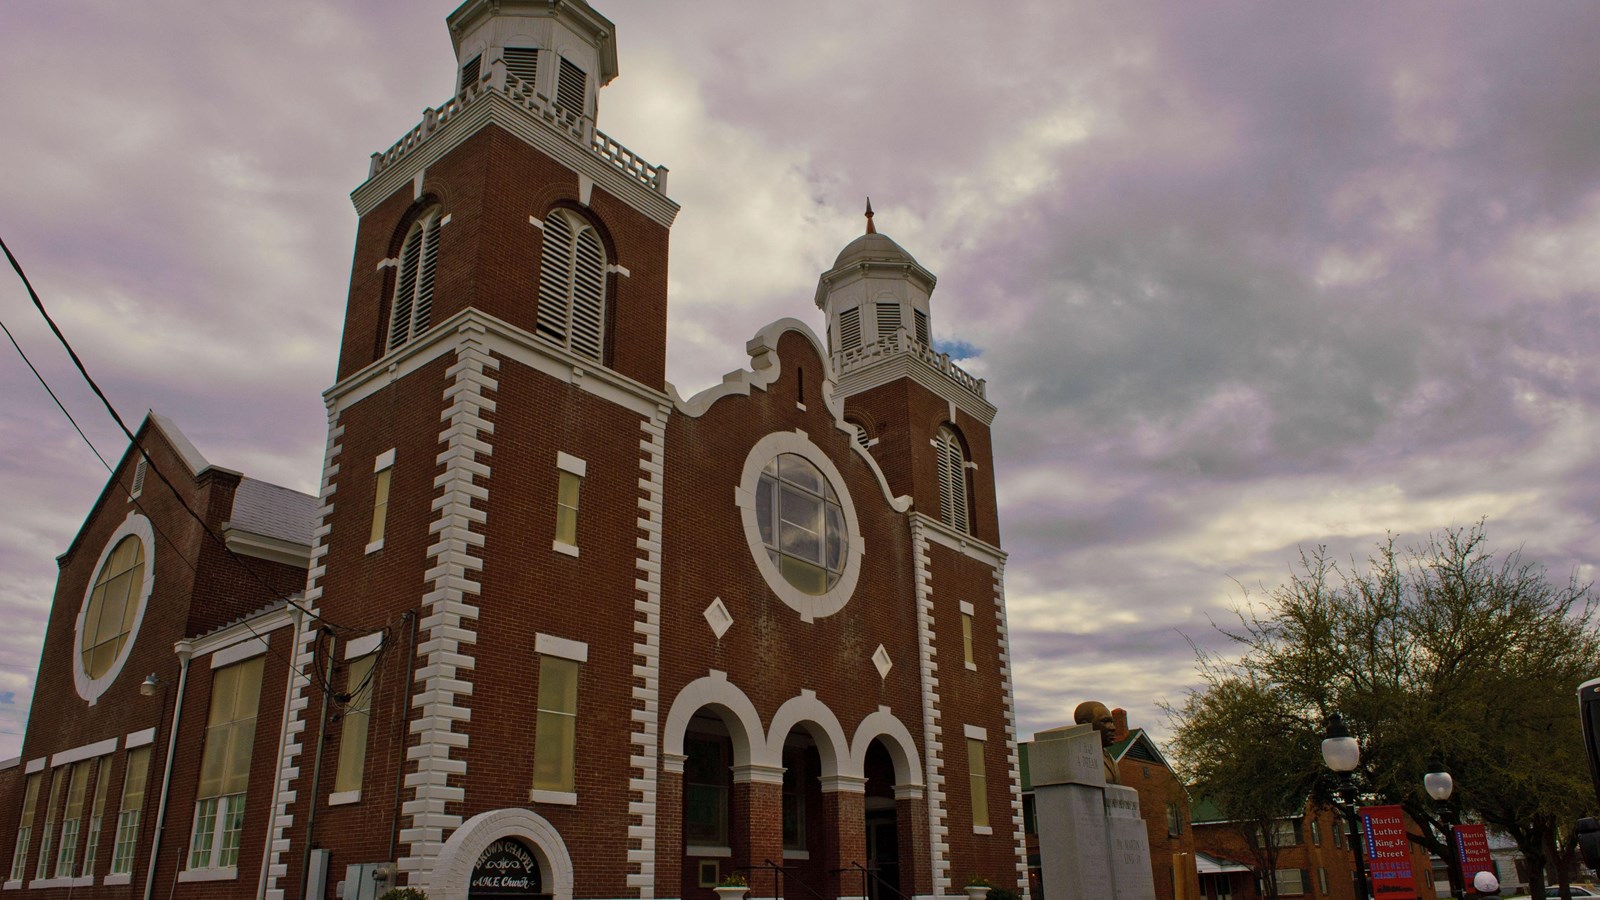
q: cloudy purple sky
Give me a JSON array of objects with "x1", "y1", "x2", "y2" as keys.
[{"x1": 3, "y1": 1, "x2": 1600, "y2": 761}]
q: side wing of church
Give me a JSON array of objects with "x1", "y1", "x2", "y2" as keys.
[{"x1": 0, "y1": 3, "x2": 1026, "y2": 900}]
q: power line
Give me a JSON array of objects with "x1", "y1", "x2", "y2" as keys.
[{"x1": 0, "y1": 233, "x2": 352, "y2": 640}]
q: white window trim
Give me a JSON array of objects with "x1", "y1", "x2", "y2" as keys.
[
  {"x1": 124, "y1": 728, "x2": 155, "y2": 749},
  {"x1": 964, "y1": 724, "x2": 988, "y2": 741},
  {"x1": 959, "y1": 601, "x2": 975, "y2": 615},
  {"x1": 734, "y1": 430, "x2": 865, "y2": 623},
  {"x1": 177, "y1": 867, "x2": 238, "y2": 883},
  {"x1": 343, "y1": 632, "x2": 384, "y2": 661},
  {"x1": 535, "y1": 634, "x2": 588, "y2": 663},
  {"x1": 782, "y1": 849, "x2": 810, "y2": 861},
  {"x1": 28, "y1": 876, "x2": 93, "y2": 889},
  {"x1": 555, "y1": 452, "x2": 586, "y2": 477},
  {"x1": 210, "y1": 634, "x2": 269, "y2": 670},
  {"x1": 50, "y1": 738, "x2": 117, "y2": 769},
  {"x1": 2, "y1": 879, "x2": 20, "y2": 890},
  {"x1": 552, "y1": 540, "x2": 579, "y2": 558},
  {"x1": 972, "y1": 825, "x2": 993, "y2": 835},
  {"x1": 24, "y1": 758, "x2": 45, "y2": 775},
  {"x1": 327, "y1": 790, "x2": 361, "y2": 807},
  {"x1": 685, "y1": 845, "x2": 731, "y2": 858},
  {"x1": 102, "y1": 874, "x2": 131, "y2": 887},
  {"x1": 73, "y1": 514, "x2": 156, "y2": 705},
  {"x1": 528, "y1": 790, "x2": 577, "y2": 806}
]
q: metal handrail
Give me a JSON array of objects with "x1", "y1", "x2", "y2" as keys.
[
  {"x1": 840, "y1": 860, "x2": 906, "y2": 900},
  {"x1": 754, "y1": 859, "x2": 832, "y2": 900}
]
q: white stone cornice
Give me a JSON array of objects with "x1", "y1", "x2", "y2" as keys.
[
  {"x1": 326, "y1": 308, "x2": 670, "y2": 418},
  {"x1": 912, "y1": 513, "x2": 1006, "y2": 567},
  {"x1": 834, "y1": 351, "x2": 997, "y2": 426}
]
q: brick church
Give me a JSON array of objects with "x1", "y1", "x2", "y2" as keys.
[{"x1": 0, "y1": 3, "x2": 1026, "y2": 900}]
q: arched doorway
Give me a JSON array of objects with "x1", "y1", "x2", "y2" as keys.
[{"x1": 863, "y1": 740, "x2": 902, "y2": 900}]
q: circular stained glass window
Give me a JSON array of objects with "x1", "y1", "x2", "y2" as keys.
[
  {"x1": 755, "y1": 454, "x2": 848, "y2": 595},
  {"x1": 81, "y1": 534, "x2": 147, "y2": 678}
]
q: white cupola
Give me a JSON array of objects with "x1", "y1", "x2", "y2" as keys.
[
  {"x1": 446, "y1": 0, "x2": 619, "y2": 126},
  {"x1": 815, "y1": 200, "x2": 938, "y2": 357}
]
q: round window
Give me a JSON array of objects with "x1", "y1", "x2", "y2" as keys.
[
  {"x1": 756, "y1": 454, "x2": 847, "y2": 594},
  {"x1": 82, "y1": 535, "x2": 146, "y2": 677},
  {"x1": 737, "y1": 432, "x2": 863, "y2": 623},
  {"x1": 74, "y1": 514, "x2": 155, "y2": 704}
]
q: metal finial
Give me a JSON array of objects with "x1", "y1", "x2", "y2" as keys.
[{"x1": 865, "y1": 197, "x2": 876, "y2": 234}]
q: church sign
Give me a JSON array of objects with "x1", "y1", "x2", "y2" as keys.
[{"x1": 469, "y1": 838, "x2": 545, "y2": 899}]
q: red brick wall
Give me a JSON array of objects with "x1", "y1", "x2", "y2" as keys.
[
  {"x1": 336, "y1": 126, "x2": 671, "y2": 391},
  {"x1": 844, "y1": 382, "x2": 1001, "y2": 549}
]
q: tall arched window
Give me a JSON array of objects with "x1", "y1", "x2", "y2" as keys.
[
  {"x1": 536, "y1": 208, "x2": 606, "y2": 362},
  {"x1": 936, "y1": 425, "x2": 970, "y2": 533},
  {"x1": 387, "y1": 207, "x2": 442, "y2": 351}
]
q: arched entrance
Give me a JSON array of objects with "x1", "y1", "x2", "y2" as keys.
[
  {"x1": 850, "y1": 711, "x2": 924, "y2": 900},
  {"x1": 468, "y1": 837, "x2": 547, "y2": 900},
  {"x1": 428, "y1": 808, "x2": 572, "y2": 900}
]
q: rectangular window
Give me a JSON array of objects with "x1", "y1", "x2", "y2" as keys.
[
  {"x1": 333, "y1": 653, "x2": 377, "y2": 795},
  {"x1": 1317, "y1": 867, "x2": 1329, "y2": 894},
  {"x1": 367, "y1": 451, "x2": 394, "y2": 552},
  {"x1": 781, "y1": 745, "x2": 808, "y2": 851},
  {"x1": 1022, "y1": 794, "x2": 1036, "y2": 836},
  {"x1": 80, "y1": 760, "x2": 112, "y2": 877},
  {"x1": 684, "y1": 736, "x2": 729, "y2": 846},
  {"x1": 1165, "y1": 801, "x2": 1182, "y2": 836},
  {"x1": 556, "y1": 58, "x2": 586, "y2": 113},
  {"x1": 110, "y1": 748, "x2": 151, "y2": 875},
  {"x1": 502, "y1": 47, "x2": 539, "y2": 87},
  {"x1": 839, "y1": 307, "x2": 862, "y2": 351},
  {"x1": 1310, "y1": 818, "x2": 1321, "y2": 845},
  {"x1": 10, "y1": 772, "x2": 41, "y2": 882},
  {"x1": 54, "y1": 760, "x2": 91, "y2": 877},
  {"x1": 1274, "y1": 868, "x2": 1307, "y2": 895},
  {"x1": 876, "y1": 302, "x2": 902, "y2": 339},
  {"x1": 458, "y1": 55, "x2": 481, "y2": 93},
  {"x1": 189, "y1": 656, "x2": 264, "y2": 871},
  {"x1": 967, "y1": 737, "x2": 988, "y2": 829},
  {"x1": 532, "y1": 655, "x2": 579, "y2": 793},
  {"x1": 961, "y1": 611, "x2": 975, "y2": 668},
  {"x1": 555, "y1": 471, "x2": 581, "y2": 547},
  {"x1": 36, "y1": 768, "x2": 66, "y2": 879}
]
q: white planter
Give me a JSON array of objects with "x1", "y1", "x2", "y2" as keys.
[
  {"x1": 714, "y1": 887, "x2": 749, "y2": 900},
  {"x1": 965, "y1": 886, "x2": 991, "y2": 900}
]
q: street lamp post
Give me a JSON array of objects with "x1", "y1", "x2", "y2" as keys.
[
  {"x1": 1323, "y1": 713, "x2": 1372, "y2": 900},
  {"x1": 1425, "y1": 760, "x2": 1465, "y2": 900}
]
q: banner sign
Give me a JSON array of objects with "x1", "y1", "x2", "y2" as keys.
[
  {"x1": 1361, "y1": 805, "x2": 1419, "y2": 899},
  {"x1": 1454, "y1": 824, "x2": 1495, "y2": 895}
]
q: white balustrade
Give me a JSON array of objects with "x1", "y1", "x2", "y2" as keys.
[
  {"x1": 833, "y1": 331, "x2": 986, "y2": 400},
  {"x1": 368, "y1": 72, "x2": 668, "y2": 195}
]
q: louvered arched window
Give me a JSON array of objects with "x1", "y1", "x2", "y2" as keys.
[
  {"x1": 387, "y1": 208, "x2": 442, "y2": 351},
  {"x1": 936, "y1": 425, "x2": 970, "y2": 533},
  {"x1": 536, "y1": 209, "x2": 606, "y2": 362}
]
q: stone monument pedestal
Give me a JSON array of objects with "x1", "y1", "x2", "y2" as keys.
[{"x1": 1029, "y1": 724, "x2": 1155, "y2": 900}]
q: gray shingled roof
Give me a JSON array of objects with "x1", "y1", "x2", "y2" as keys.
[{"x1": 229, "y1": 478, "x2": 318, "y2": 547}]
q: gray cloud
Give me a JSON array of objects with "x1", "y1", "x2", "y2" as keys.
[{"x1": 3, "y1": 0, "x2": 1599, "y2": 755}]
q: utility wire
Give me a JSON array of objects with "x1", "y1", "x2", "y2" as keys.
[
  {"x1": 2, "y1": 306, "x2": 335, "y2": 694},
  {"x1": 0, "y1": 233, "x2": 353, "y2": 640}
]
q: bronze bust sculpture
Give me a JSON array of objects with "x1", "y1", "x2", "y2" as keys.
[{"x1": 1073, "y1": 700, "x2": 1121, "y2": 784}]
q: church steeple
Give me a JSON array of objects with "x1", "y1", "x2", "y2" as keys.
[{"x1": 814, "y1": 205, "x2": 937, "y2": 359}]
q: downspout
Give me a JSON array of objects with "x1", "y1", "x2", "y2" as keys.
[
  {"x1": 142, "y1": 649, "x2": 192, "y2": 900},
  {"x1": 258, "y1": 609, "x2": 307, "y2": 900},
  {"x1": 299, "y1": 629, "x2": 337, "y2": 900}
]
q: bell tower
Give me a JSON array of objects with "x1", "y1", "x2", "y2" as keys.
[
  {"x1": 819, "y1": 203, "x2": 1000, "y2": 546},
  {"x1": 333, "y1": 0, "x2": 676, "y2": 391}
]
